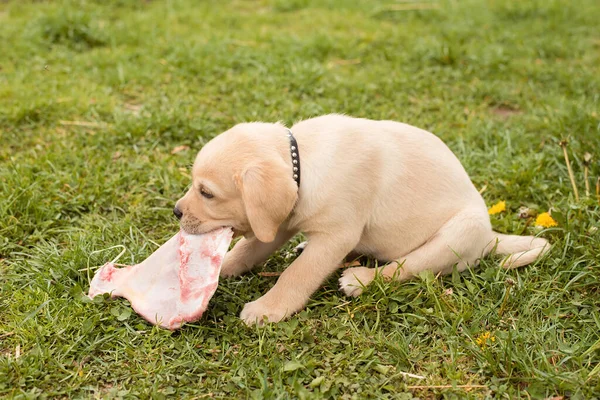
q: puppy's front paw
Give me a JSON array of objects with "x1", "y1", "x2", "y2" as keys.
[
  {"x1": 240, "y1": 298, "x2": 289, "y2": 326},
  {"x1": 220, "y1": 256, "x2": 251, "y2": 278},
  {"x1": 220, "y1": 265, "x2": 244, "y2": 278},
  {"x1": 339, "y1": 267, "x2": 376, "y2": 297}
]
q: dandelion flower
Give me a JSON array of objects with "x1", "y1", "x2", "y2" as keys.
[
  {"x1": 488, "y1": 201, "x2": 506, "y2": 215},
  {"x1": 535, "y1": 212, "x2": 557, "y2": 228},
  {"x1": 475, "y1": 331, "x2": 496, "y2": 349}
]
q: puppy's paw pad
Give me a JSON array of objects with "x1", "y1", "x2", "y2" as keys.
[
  {"x1": 339, "y1": 267, "x2": 375, "y2": 297},
  {"x1": 240, "y1": 300, "x2": 288, "y2": 326}
]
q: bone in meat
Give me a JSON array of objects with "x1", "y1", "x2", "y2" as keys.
[{"x1": 88, "y1": 228, "x2": 233, "y2": 330}]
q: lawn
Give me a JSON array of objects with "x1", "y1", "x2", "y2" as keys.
[{"x1": 1, "y1": 0, "x2": 600, "y2": 398}]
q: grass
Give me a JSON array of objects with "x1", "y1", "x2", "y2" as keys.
[{"x1": 1, "y1": 0, "x2": 599, "y2": 398}]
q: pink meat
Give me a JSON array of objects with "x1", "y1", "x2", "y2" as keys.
[{"x1": 88, "y1": 228, "x2": 233, "y2": 330}]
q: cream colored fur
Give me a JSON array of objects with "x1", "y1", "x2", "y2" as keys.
[{"x1": 175, "y1": 114, "x2": 550, "y2": 325}]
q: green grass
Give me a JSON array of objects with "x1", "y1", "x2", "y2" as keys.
[{"x1": 1, "y1": 0, "x2": 599, "y2": 398}]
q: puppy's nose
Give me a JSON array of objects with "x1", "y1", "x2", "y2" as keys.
[{"x1": 173, "y1": 206, "x2": 183, "y2": 220}]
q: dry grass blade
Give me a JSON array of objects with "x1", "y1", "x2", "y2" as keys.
[
  {"x1": 258, "y1": 271, "x2": 282, "y2": 277},
  {"x1": 407, "y1": 384, "x2": 487, "y2": 389},
  {"x1": 328, "y1": 59, "x2": 361, "y2": 67},
  {"x1": 398, "y1": 371, "x2": 426, "y2": 379},
  {"x1": 59, "y1": 120, "x2": 105, "y2": 128},
  {"x1": 382, "y1": 4, "x2": 440, "y2": 11},
  {"x1": 0, "y1": 331, "x2": 15, "y2": 339},
  {"x1": 559, "y1": 139, "x2": 579, "y2": 202},
  {"x1": 583, "y1": 152, "x2": 592, "y2": 196},
  {"x1": 171, "y1": 145, "x2": 190, "y2": 154}
]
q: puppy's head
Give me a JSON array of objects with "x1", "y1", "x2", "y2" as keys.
[{"x1": 174, "y1": 123, "x2": 298, "y2": 243}]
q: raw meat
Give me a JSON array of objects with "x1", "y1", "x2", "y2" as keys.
[{"x1": 88, "y1": 228, "x2": 233, "y2": 330}]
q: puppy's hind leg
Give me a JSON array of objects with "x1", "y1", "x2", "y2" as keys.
[{"x1": 340, "y1": 210, "x2": 492, "y2": 297}]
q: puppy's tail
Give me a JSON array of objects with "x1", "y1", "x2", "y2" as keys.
[{"x1": 488, "y1": 232, "x2": 550, "y2": 269}]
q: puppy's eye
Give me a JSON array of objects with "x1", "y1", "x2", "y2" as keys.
[{"x1": 200, "y1": 188, "x2": 214, "y2": 199}]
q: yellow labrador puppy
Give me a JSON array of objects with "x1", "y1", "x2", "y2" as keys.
[{"x1": 174, "y1": 114, "x2": 549, "y2": 325}]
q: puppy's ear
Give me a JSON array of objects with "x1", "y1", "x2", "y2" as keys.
[{"x1": 238, "y1": 160, "x2": 297, "y2": 243}]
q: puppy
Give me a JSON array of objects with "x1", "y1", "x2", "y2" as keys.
[{"x1": 174, "y1": 115, "x2": 549, "y2": 325}]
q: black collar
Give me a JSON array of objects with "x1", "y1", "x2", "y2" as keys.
[{"x1": 286, "y1": 129, "x2": 300, "y2": 187}]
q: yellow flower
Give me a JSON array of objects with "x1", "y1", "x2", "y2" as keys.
[
  {"x1": 488, "y1": 201, "x2": 506, "y2": 215},
  {"x1": 475, "y1": 331, "x2": 495, "y2": 349},
  {"x1": 535, "y1": 212, "x2": 557, "y2": 228}
]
